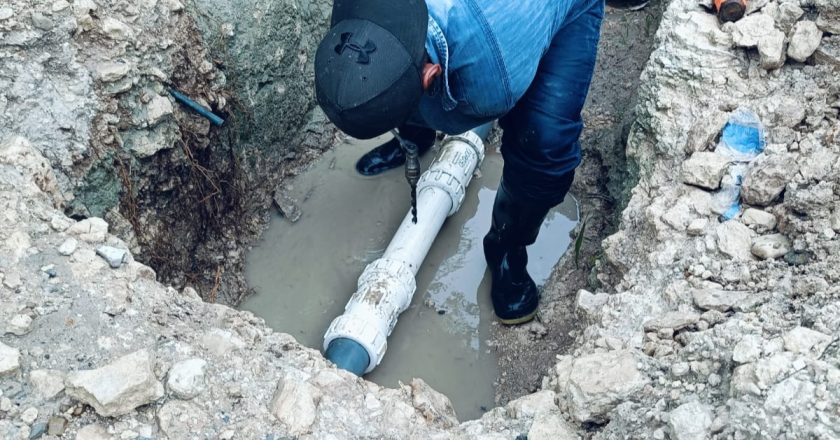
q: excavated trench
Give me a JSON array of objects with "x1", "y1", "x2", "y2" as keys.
[{"x1": 80, "y1": 0, "x2": 667, "y2": 424}]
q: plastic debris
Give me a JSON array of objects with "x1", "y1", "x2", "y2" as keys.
[{"x1": 711, "y1": 108, "x2": 765, "y2": 221}]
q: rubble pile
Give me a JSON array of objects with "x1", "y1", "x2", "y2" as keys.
[{"x1": 0, "y1": 0, "x2": 838, "y2": 438}]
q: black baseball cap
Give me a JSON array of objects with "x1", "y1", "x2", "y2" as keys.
[{"x1": 315, "y1": 0, "x2": 429, "y2": 139}]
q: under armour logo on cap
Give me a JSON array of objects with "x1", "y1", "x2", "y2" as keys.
[{"x1": 334, "y1": 32, "x2": 377, "y2": 64}]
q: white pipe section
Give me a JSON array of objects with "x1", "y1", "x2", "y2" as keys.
[{"x1": 323, "y1": 130, "x2": 486, "y2": 373}]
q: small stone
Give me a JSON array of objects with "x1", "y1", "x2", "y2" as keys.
[
  {"x1": 146, "y1": 96, "x2": 173, "y2": 126},
  {"x1": 758, "y1": 29, "x2": 786, "y2": 70},
  {"x1": 751, "y1": 234, "x2": 791, "y2": 260},
  {"x1": 733, "y1": 335, "x2": 762, "y2": 363},
  {"x1": 100, "y1": 17, "x2": 133, "y2": 40},
  {"x1": 76, "y1": 424, "x2": 111, "y2": 440},
  {"x1": 692, "y1": 289, "x2": 756, "y2": 312},
  {"x1": 96, "y1": 246, "x2": 127, "y2": 268},
  {"x1": 6, "y1": 314, "x2": 33, "y2": 335},
  {"x1": 686, "y1": 111, "x2": 728, "y2": 153},
  {"x1": 716, "y1": 221, "x2": 754, "y2": 260},
  {"x1": 787, "y1": 21, "x2": 823, "y2": 63},
  {"x1": 766, "y1": 2, "x2": 804, "y2": 32},
  {"x1": 527, "y1": 412, "x2": 578, "y2": 440},
  {"x1": 21, "y1": 407, "x2": 38, "y2": 425},
  {"x1": 575, "y1": 289, "x2": 609, "y2": 321},
  {"x1": 658, "y1": 328, "x2": 675, "y2": 340},
  {"x1": 30, "y1": 421, "x2": 48, "y2": 439},
  {"x1": 58, "y1": 238, "x2": 78, "y2": 256},
  {"x1": 273, "y1": 190, "x2": 301, "y2": 223},
  {"x1": 729, "y1": 13, "x2": 776, "y2": 48},
  {"x1": 687, "y1": 218, "x2": 708, "y2": 236},
  {"x1": 31, "y1": 12, "x2": 55, "y2": 31},
  {"x1": 3, "y1": 271, "x2": 22, "y2": 289},
  {"x1": 741, "y1": 208, "x2": 776, "y2": 231},
  {"x1": 270, "y1": 375, "x2": 323, "y2": 435},
  {"x1": 742, "y1": 154, "x2": 790, "y2": 205},
  {"x1": 644, "y1": 311, "x2": 700, "y2": 332},
  {"x1": 814, "y1": 36, "x2": 840, "y2": 67},
  {"x1": 831, "y1": 209, "x2": 840, "y2": 233},
  {"x1": 565, "y1": 350, "x2": 649, "y2": 423},
  {"x1": 30, "y1": 369, "x2": 66, "y2": 400},
  {"x1": 96, "y1": 62, "x2": 132, "y2": 83},
  {"x1": 783, "y1": 327, "x2": 831, "y2": 357},
  {"x1": 157, "y1": 400, "x2": 210, "y2": 439},
  {"x1": 0, "y1": 341, "x2": 21, "y2": 376},
  {"x1": 167, "y1": 358, "x2": 207, "y2": 400},
  {"x1": 68, "y1": 217, "x2": 109, "y2": 242},
  {"x1": 708, "y1": 373, "x2": 722, "y2": 387},
  {"x1": 65, "y1": 349, "x2": 164, "y2": 417},
  {"x1": 681, "y1": 152, "x2": 731, "y2": 190},
  {"x1": 668, "y1": 401, "x2": 713, "y2": 440},
  {"x1": 0, "y1": 7, "x2": 14, "y2": 21},
  {"x1": 51, "y1": 0, "x2": 70, "y2": 12},
  {"x1": 201, "y1": 328, "x2": 245, "y2": 357},
  {"x1": 672, "y1": 362, "x2": 690, "y2": 377},
  {"x1": 817, "y1": 10, "x2": 840, "y2": 34},
  {"x1": 47, "y1": 417, "x2": 68, "y2": 436}
]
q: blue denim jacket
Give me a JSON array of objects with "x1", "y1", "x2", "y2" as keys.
[{"x1": 414, "y1": 0, "x2": 591, "y2": 134}]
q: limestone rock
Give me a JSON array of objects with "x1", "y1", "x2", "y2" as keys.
[
  {"x1": 751, "y1": 234, "x2": 791, "y2": 259},
  {"x1": 575, "y1": 290, "x2": 609, "y2": 322},
  {"x1": 21, "y1": 407, "x2": 38, "y2": 424},
  {"x1": 65, "y1": 349, "x2": 164, "y2": 417},
  {"x1": 270, "y1": 375, "x2": 323, "y2": 436},
  {"x1": 716, "y1": 221, "x2": 754, "y2": 260},
  {"x1": 741, "y1": 208, "x2": 776, "y2": 231},
  {"x1": 527, "y1": 412, "x2": 579, "y2": 440},
  {"x1": 644, "y1": 311, "x2": 700, "y2": 332},
  {"x1": 96, "y1": 245, "x2": 127, "y2": 268},
  {"x1": 76, "y1": 424, "x2": 112, "y2": 440},
  {"x1": 768, "y1": 1, "x2": 805, "y2": 32},
  {"x1": 201, "y1": 328, "x2": 245, "y2": 357},
  {"x1": 95, "y1": 62, "x2": 131, "y2": 83},
  {"x1": 565, "y1": 350, "x2": 649, "y2": 423},
  {"x1": 68, "y1": 218, "x2": 109, "y2": 242},
  {"x1": 742, "y1": 154, "x2": 789, "y2": 205},
  {"x1": 732, "y1": 335, "x2": 762, "y2": 363},
  {"x1": 691, "y1": 289, "x2": 758, "y2": 312},
  {"x1": 783, "y1": 327, "x2": 831, "y2": 357},
  {"x1": 687, "y1": 218, "x2": 708, "y2": 236},
  {"x1": 30, "y1": 369, "x2": 66, "y2": 400},
  {"x1": 167, "y1": 358, "x2": 207, "y2": 400},
  {"x1": 410, "y1": 378, "x2": 458, "y2": 428},
  {"x1": 668, "y1": 401, "x2": 713, "y2": 440},
  {"x1": 728, "y1": 13, "x2": 775, "y2": 48},
  {"x1": 787, "y1": 21, "x2": 823, "y2": 62},
  {"x1": 682, "y1": 152, "x2": 731, "y2": 190},
  {"x1": 100, "y1": 17, "x2": 133, "y2": 40},
  {"x1": 0, "y1": 7, "x2": 13, "y2": 21},
  {"x1": 816, "y1": 10, "x2": 840, "y2": 35},
  {"x1": 58, "y1": 237, "x2": 78, "y2": 256},
  {"x1": 273, "y1": 190, "x2": 302, "y2": 223},
  {"x1": 757, "y1": 29, "x2": 786, "y2": 70},
  {"x1": 6, "y1": 314, "x2": 33, "y2": 335},
  {"x1": 157, "y1": 400, "x2": 210, "y2": 439},
  {"x1": 122, "y1": 124, "x2": 178, "y2": 159},
  {"x1": 814, "y1": 36, "x2": 840, "y2": 67},
  {"x1": 0, "y1": 341, "x2": 21, "y2": 376},
  {"x1": 686, "y1": 111, "x2": 728, "y2": 153},
  {"x1": 831, "y1": 209, "x2": 840, "y2": 232},
  {"x1": 146, "y1": 96, "x2": 173, "y2": 126},
  {"x1": 507, "y1": 390, "x2": 557, "y2": 419},
  {"x1": 772, "y1": 96, "x2": 806, "y2": 128}
]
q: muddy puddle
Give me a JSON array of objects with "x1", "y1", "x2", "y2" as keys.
[{"x1": 242, "y1": 134, "x2": 578, "y2": 420}]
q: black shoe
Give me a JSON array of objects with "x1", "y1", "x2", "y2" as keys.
[
  {"x1": 483, "y1": 181, "x2": 553, "y2": 325},
  {"x1": 355, "y1": 125, "x2": 435, "y2": 176}
]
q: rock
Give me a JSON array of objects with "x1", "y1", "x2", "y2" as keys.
[
  {"x1": 507, "y1": 390, "x2": 557, "y2": 419},
  {"x1": 773, "y1": 2, "x2": 804, "y2": 32},
  {"x1": 831, "y1": 209, "x2": 840, "y2": 232},
  {"x1": 816, "y1": 11, "x2": 840, "y2": 34},
  {"x1": 21, "y1": 407, "x2": 38, "y2": 424},
  {"x1": 122, "y1": 125, "x2": 178, "y2": 159},
  {"x1": 742, "y1": 154, "x2": 790, "y2": 205},
  {"x1": 30, "y1": 421, "x2": 48, "y2": 439},
  {"x1": 167, "y1": 358, "x2": 207, "y2": 400},
  {"x1": 751, "y1": 234, "x2": 791, "y2": 259},
  {"x1": 814, "y1": 36, "x2": 840, "y2": 67},
  {"x1": 31, "y1": 12, "x2": 55, "y2": 31},
  {"x1": 527, "y1": 412, "x2": 578, "y2": 440},
  {"x1": 644, "y1": 311, "x2": 700, "y2": 331},
  {"x1": 732, "y1": 335, "x2": 763, "y2": 363},
  {"x1": 728, "y1": 13, "x2": 776, "y2": 48},
  {"x1": 772, "y1": 96, "x2": 806, "y2": 128},
  {"x1": 757, "y1": 29, "x2": 786, "y2": 70},
  {"x1": 95, "y1": 246, "x2": 127, "y2": 268},
  {"x1": 76, "y1": 424, "x2": 111, "y2": 440},
  {"x1": 47, "y1": 417, "x2": 68, "y2": 436},
  {"x1": 715, "y1": 221, "x2": 754, "y2": 260},
  {"x1": 146, "y1": 96, "x2": 173, "y2": 126},
  {"x1": 565, "y1": 350, "x2": 649, "y2": 423},
  {"x1": 6, "y1": 314, "x2": 33, "y2": 335},
  {"x1": 671, "y1": 362, "x2": 690, "y2": 377},
  {"x1": 686, "y1": 111, "x2": 728, "y2": 153},
  {"x1": 68, "y1": 217, "x2": 109, "y2": 242},
  {"x1": 0, "y1": 7, "x2": 13, "y2": 21},
  {"x1": 787, "y1": 21, "x2": 823, "y2": 62},
  {"x1": 157, "y1": 400, "x2": 210, "y2": 439},
  {"x1": 58, "y1": 237, "x2": 78, "y2": 256},
  {"x1": 687, "y1": 218, "x2": 708, "y2": 236},
  {"x1": 744, "y1": 0, "x2": 769, "y2": 15},
  {"x1": 741, "y1": 208, "x2": 776, "y2": 231},
  {"x1": 100, "y1": 17, "x2": 133, "y2": 40},
  {"x1": 201, "y1": 328, "x2": 245, "y2": 357},
  {"x1": 692, "y1": 289, "x2": 758, "y2": 312},
  {"x1": 764, "y1": 377, "x2": 816, "y2": 416},
  {"x1": 270, "y1": 375, "x2": 323, "y2": 435},
  {"x1": 783, "y1": 327, "x2": 831, "y2": 357},
  {"x1": 95, "y1": 62, "x2": 131, "y2": 83},
  {"x1": 65, "y1": 349, "x2": 164, "y2": 417},
  {"x1": 410, "y1": 378, "x2": 458, "y2": 428},
  {"x1": 575, "y1": 290, "x2": 609, "y2": 322},
  {"x1": 30, "y1": 369, "x2": 66, "y2": 399},
  {"x1": 668, "y1": 401, "x2": 713, "y2": 440},
  {"x1": 273, "y1": 190, "x2": 302, "y2": 223},
  {"x1": 681, "y1": 152, "x2": 731, "y2": 190},
  {"x1": 0, "y1": 341, "x2": 21, "y2": 376}
]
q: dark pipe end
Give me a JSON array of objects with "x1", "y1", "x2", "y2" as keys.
[{"x1": 325, "y1": 338, "x2": 370, "y2": 376}]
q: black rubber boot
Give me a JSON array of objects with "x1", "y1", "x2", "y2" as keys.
[
  {"x1": 355, "y1": 124, "x2": 435, "y2": 176},
  {"x1": 483, "y1": 181, "x2": 554, "y2": 325}
]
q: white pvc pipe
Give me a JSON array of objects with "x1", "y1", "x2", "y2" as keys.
[{"x1": 323, "y1": 130, "x2": 485, "y2": 373}]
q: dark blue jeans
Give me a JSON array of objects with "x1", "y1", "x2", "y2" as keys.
[{"x1": 499, "y1": 0, "x2": 603, "y2": 205}]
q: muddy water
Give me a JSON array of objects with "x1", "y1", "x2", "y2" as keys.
[{"x1": 242, "y1": 135, "x2": 578, "y2": 420}]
